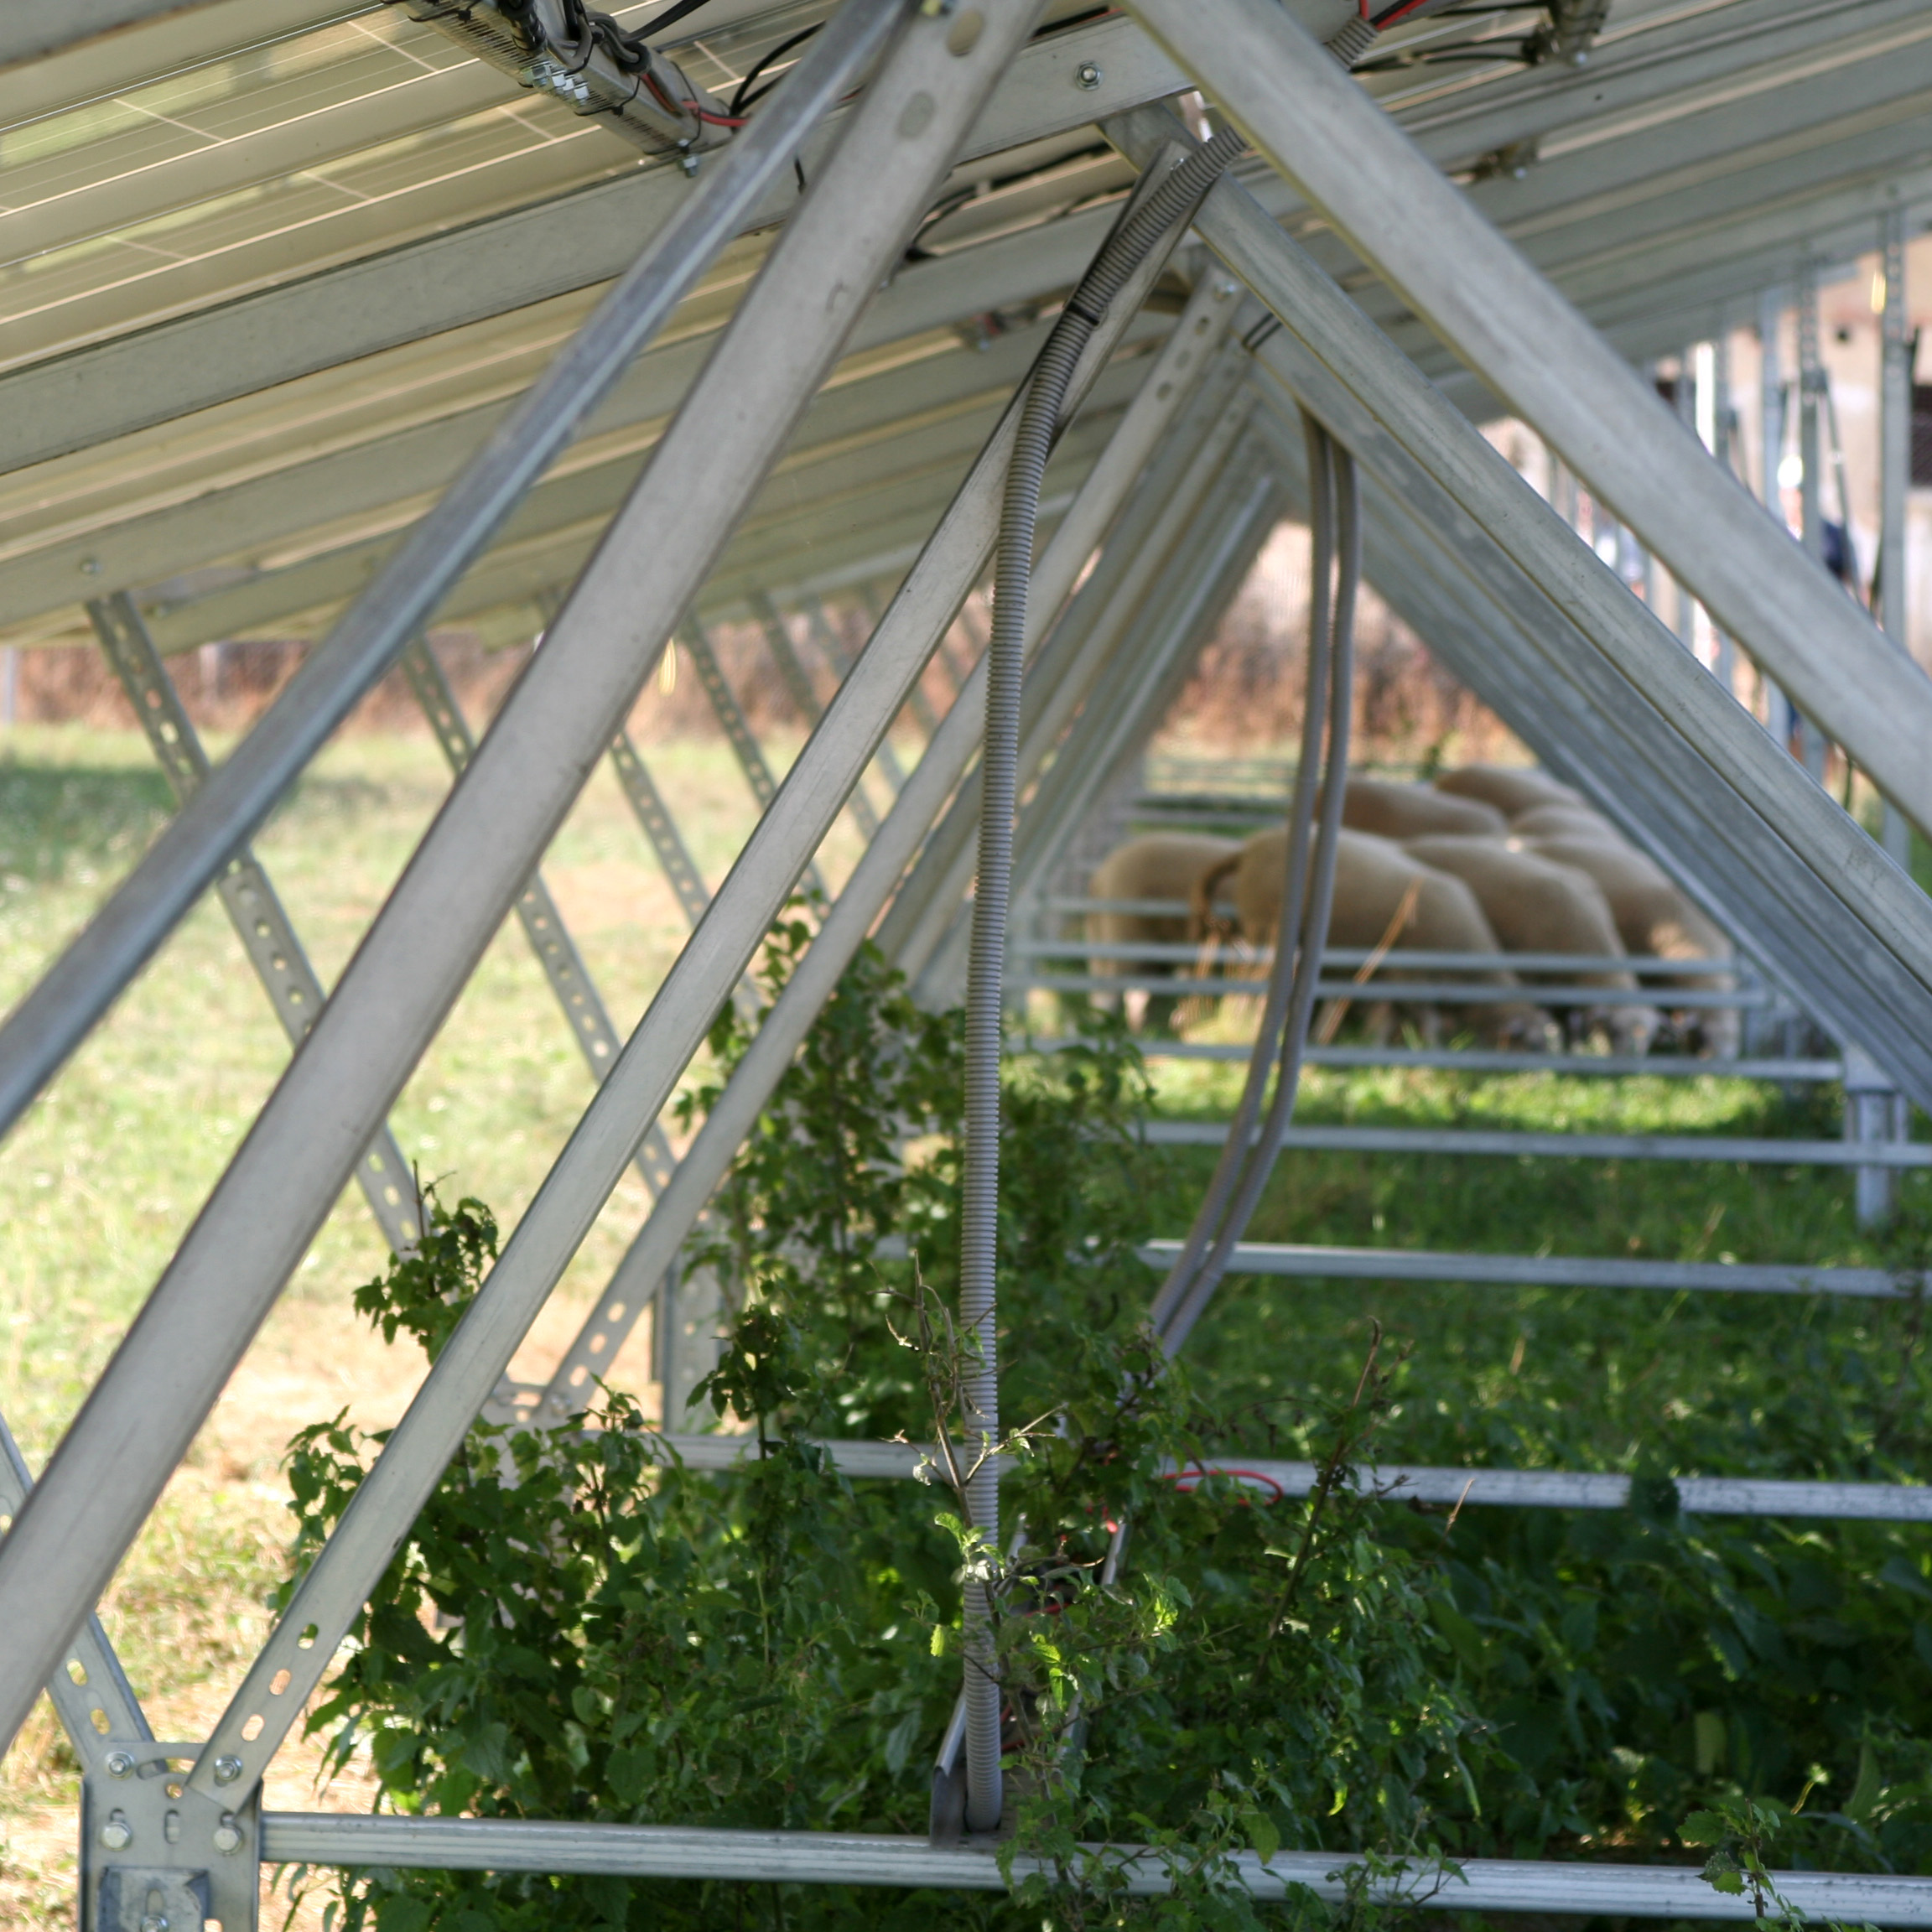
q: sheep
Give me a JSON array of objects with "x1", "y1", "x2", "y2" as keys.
[
  {"x1": 1401, "y1": 834, "x2": 1660, "y2": 1054},
  {"x1": 1509, "y1": 802, "x2": 1618, "y2": 843},
  {"x1": 1192, "y1": 827, "x2": 1548, "y2": 1046},
  {"x1": 1085, "y1": 834, "x2": 1240, "y2": 1028},
  {"x1": 1338, "y1": 776, "x2": 1509, "y2": 840},
  {"x1": 1433, "y1": 764, "x2": 1581, "y2": 819},
  {"x1": 1519, "y1": 834, "x2": 1738, "y2": 1058}
]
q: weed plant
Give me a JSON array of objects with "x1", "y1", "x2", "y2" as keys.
[
  {"x1": 284, "y1": 926, "x2": 1499, "y2": 1929},
  {"x1": 2, "y1": 714, "x2": 1918, "y2": 1924},
  {"x1": 280, "y1": 917, "x2": 1932, "y2": 1928}
]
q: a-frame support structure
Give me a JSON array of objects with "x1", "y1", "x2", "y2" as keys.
[{"x1": 3, "y1": 0, "x2": 1932, "y2": 1920}]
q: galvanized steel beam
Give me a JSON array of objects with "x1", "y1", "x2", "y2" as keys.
[
  {"x1": 541, "y1": 268, "x2": 1245, "y2": 1420},
  {"x1": 1130, "y1": 0, "x2": 1932, "y2": 832},
  {"x1": 0, "y1": 0, "x2": 904, "y2": 1160},
  {"x1": 0, "y1": 0, "x2": 1048, "y2": 1763},
  {"x1": 253, "y1": 1811, "x2": 1932, "y2": 1919},
  {"x1": 91, "y1": 593, "x2": 425, "y2": 1254}
]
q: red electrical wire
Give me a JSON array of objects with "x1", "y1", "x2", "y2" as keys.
[
  {"x1": 1160, "y1": 1466, "x2": 1287, "y2": 1503},
  {"x1": 693, "y1": 106, "x2": 747, "y2": 125},
  {"x1": 1370, "y1": 0, "x2": 1438, "y2": 26}
]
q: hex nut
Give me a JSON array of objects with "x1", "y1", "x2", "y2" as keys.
[
  {"x1": 1075, "y1": 60, "x2": 1103, "y2": 90},
  {"x1": 212, "y1": 1755, "x2": 243, "y2": 1785},
  {"x1": 104, "y1": 1750, "x2": 135, "y2": 1779}
]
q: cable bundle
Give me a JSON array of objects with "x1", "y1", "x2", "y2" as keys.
[
  {"x1": 1146, "y1": 411, "x2": 1360, "y2": 1360},
  {"x1": 954, "y1": 117, "x2": 1250, "y2": 1840}
]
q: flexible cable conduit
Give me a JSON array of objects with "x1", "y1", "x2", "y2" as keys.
[
  {"x1": 956, "y1": 121, "x2": 1249, "y2": 1835},
  {"x1": 1151, "y1": 414, "x2": 1358, "y2": 1358},
  {"x1": 1094, "y1": 414, "x2": 1357, "y2": 1604}
]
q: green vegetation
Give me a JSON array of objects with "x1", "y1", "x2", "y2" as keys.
[
  {"x1": 288, "y1": 933, "x2": 1498, "y2": 1929},
  {"x1": 286, "y1": 919, "x2": 1932, "y2": 1928},
  {"x1": 3, "y1": 725, "x2": 1931, "y2": 1929}
]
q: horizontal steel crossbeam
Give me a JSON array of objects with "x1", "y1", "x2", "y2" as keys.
[
  {"x1": 252, "y1": 1812, "x2": 1932, "y2": 1919},
  {"x1": 1142, "y1": 1120, "x2": 1932, "y2": 1167},
  {"x1": 1025, "y1": 974, "x2": 1757, "y2": 1009},
  {"x1": 1137, "y1": 1239, "x2": 1909, "y2": 1301},
  {"x1": 1044, "y1": 1038, "x2": 1844, "y2": 1082}
]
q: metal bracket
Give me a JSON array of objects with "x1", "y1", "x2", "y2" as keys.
[
  {"x1": 392, "y1": 0, "x2": 723, "y2": 156},
  {"x1": 84, "y1": 1744, "x2": 257, "y2": 1932},
  {"x1": 1844, "y1": 1043, "x2": 1909, "y2": 1229}
]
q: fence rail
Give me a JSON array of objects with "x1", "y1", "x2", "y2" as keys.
[
  {"x1": 1022, "y1": 972, "x2": 1765, "y2": 1009},
  {"x1": 1025, "y1": 937, "x2": 1752, "y2": 976},
  {"x1": 1140, "y1": 1119, "x2": 1932, "y2": 1166},
  {"x1": 1023, "y1": 1036, "x2": 1843, "y2": 1081},
  {"x1": 631, "y1": 1432, "x2": 1932, "y2": 1521},
  {"x1": 1135, "y1": 1238, "x2": 1912, "y2": 1299}
]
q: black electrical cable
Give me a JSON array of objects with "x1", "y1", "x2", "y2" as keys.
[
  {"x1": 638, "y1": 0, "x2": 720, "y2": 39},
  {"x1": 1357, "y1": 45, "x2": 1534, "y2": 67},
  {"x1": 905, "y1": 143, "x2": 1114, "y2": 260},
  {"x1": 728, "y1": 23, "x2": 823, "y2": 117},
  {"x1": 1370, "y1": 0, "x2": 1452, "y2": 25}
]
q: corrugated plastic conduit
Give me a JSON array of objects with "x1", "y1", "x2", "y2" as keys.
[{"x1": 956, "y1": 118, "x2": 1249, "y2": 1836}]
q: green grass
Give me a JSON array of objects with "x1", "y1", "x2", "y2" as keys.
[
  {"x1": 0, "y1": 719, "x2": 878, "y2": 1923},
  {"x1": 1136, "y1": 1052, "x2": 1932, "y2": 1487},
  {"x1": 4, "y1": 720, "x2": 1931, "y2": 1909},
  {"x1": 0, "y1": 723, "x2": 875, "y2": 1462}
]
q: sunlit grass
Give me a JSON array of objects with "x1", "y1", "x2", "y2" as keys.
[
  {"x1": 0, "y1": 720, "x2": 1926, "y2": 1921},
  {"x1": 0, "y1": 719, "x2": 873, "y2": 1924}
]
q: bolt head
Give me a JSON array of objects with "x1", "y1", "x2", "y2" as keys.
[
  {"x1": 100, "y1": 1817, "x2": 132, "y2": 1851},
  {"x1": 214, "y1": 1816, "x2": 243, "y2": 1855},
  {"x1": 212, "y1": 1754, "x2": 243, "y2": 1785},
  {"x1": 1075, "y1": 61, "x2": 1102, "y2": 90},
  {"x1": 1569, "y1": 48, "x2": 1590, "y2": 65},
  {"x1": 140, "y1": 1915, "x2": 169, "y2": 1932},
  {"x1": 104, "y1": 1750, "x2": 135, "y2": 1779}
]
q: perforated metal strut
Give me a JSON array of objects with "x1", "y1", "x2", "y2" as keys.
[
  {"x1": 400, "y1": 640, "x2": 677, "y2": 1197},
  {"x1": 607, "y1": 734, "x2": 712, "y2": 927},
  {"x1": 91, "y1": 596, "x2": 424, "y2": 1254},
  {"x1": 682, "y1": 617, "x2": 828, "y2": 900}
]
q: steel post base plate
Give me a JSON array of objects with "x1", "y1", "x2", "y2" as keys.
[{"x1": 85, "y1": 1745, "x2": 257, "y2": 1931}]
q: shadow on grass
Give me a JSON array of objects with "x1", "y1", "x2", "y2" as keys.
[{"x1": 0, "y1": 761, "x2": 173, "y2": 883}]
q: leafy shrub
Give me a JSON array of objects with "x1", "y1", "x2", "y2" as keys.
[{"x1": 284, "y1": 925, "x2": 1497, "y2": 1929}]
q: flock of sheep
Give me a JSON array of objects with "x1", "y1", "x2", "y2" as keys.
[{"x1": 1086, "y1": 765, "x2": 1737, "y2": 1057}]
